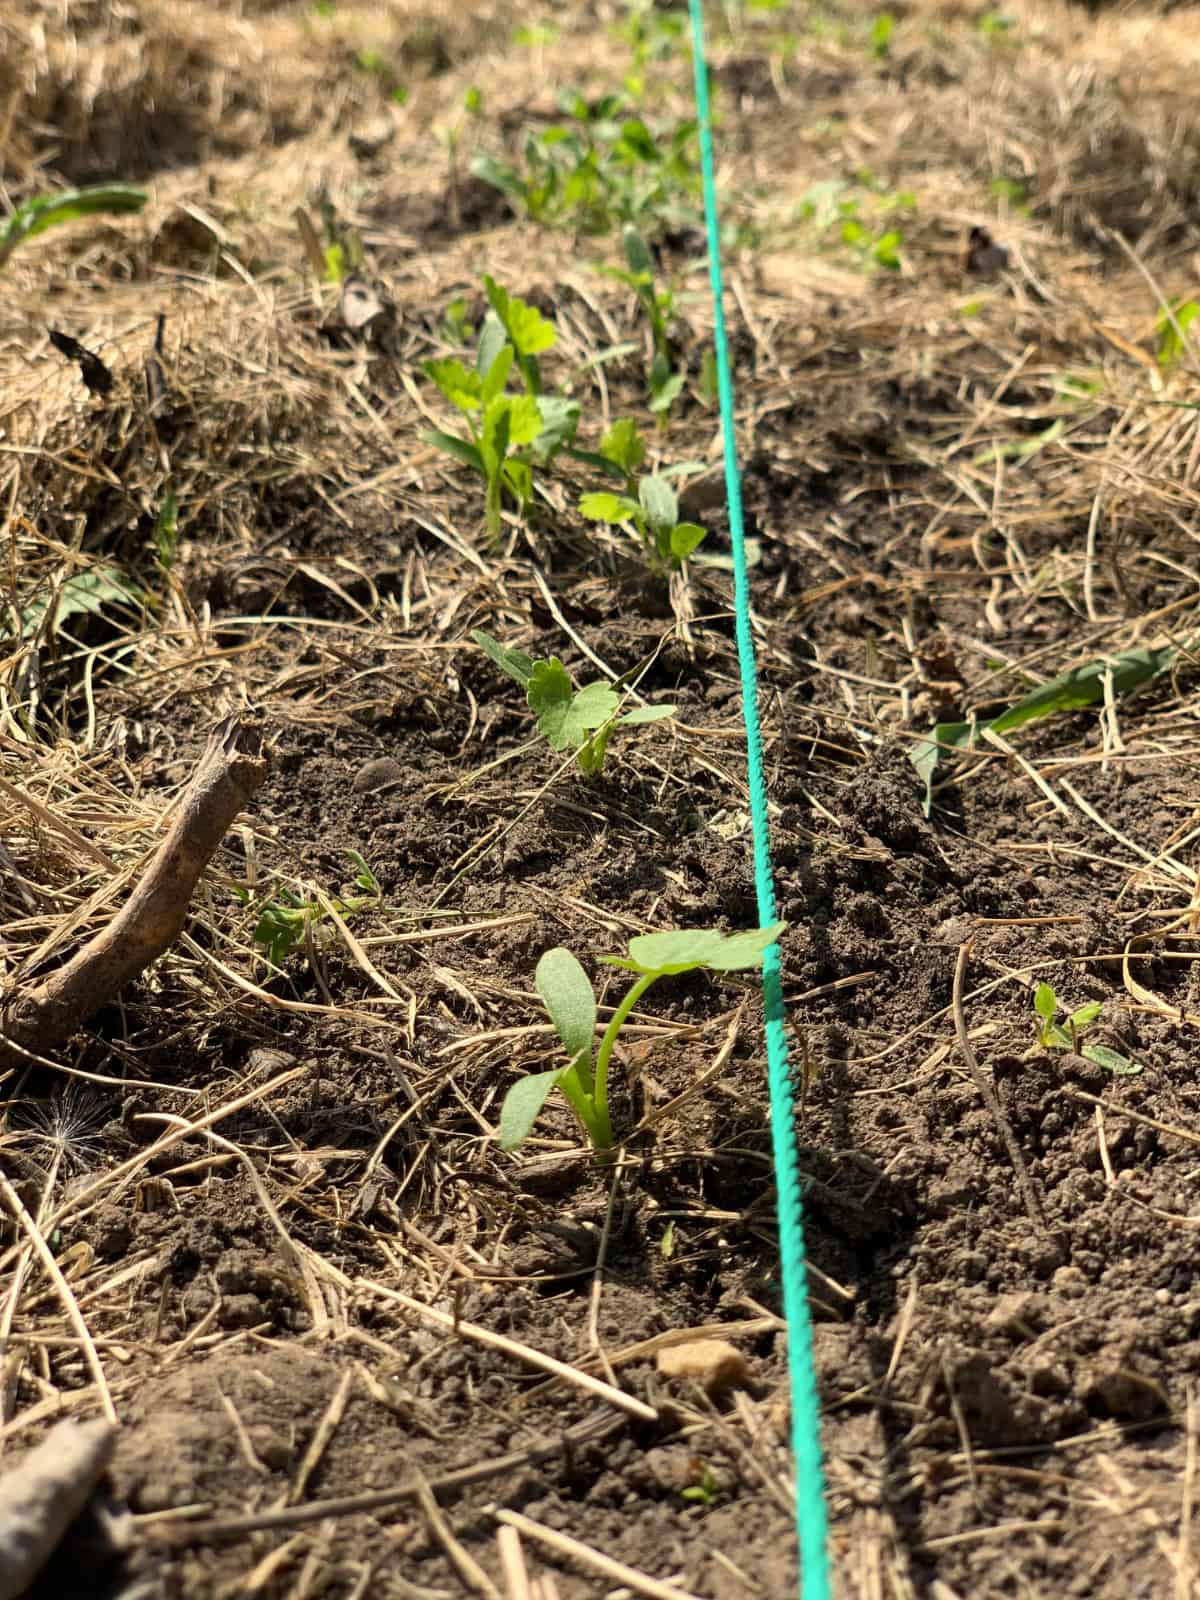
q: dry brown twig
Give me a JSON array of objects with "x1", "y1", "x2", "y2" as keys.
[{"x1": 0, "y1": 713, "x2": 268, "y2": 1071}]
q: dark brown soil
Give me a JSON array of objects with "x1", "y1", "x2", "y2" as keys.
[{"x1": 4, "y1": 1, "x2": 1200, "y2": 1597}]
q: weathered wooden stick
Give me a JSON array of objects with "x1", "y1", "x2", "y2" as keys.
[
  {"x1": 0, "y1": 1417, "x2": 118, "y2": 1600},
  {"x1": 0, "y1": 714, "x2": 268, "y2": 1069}
]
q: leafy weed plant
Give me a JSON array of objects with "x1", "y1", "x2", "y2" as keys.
[
  {"x1": 472, "y1": 629, "x2": 674, "y2": 774},
  {"x1": 500, "y1": 923, "x2": 787, "y2": 1152},
  {"x1": 471, "y1": 89, "x2": 700, "y2": 240},
  {"x1": 423, "y1": 277, "x2": 579, "y2": 535},
  {"x1": 1033, "y1": 983, "x2": 1138, "y2": 1075},
  {"x1": 240, "y1": 852, "x2": 381, "y2": 972},
  {"x1": 604, "y1": 225, "x2": 686, "y2": 417},
  {"x1": 796, "y1": 172, "x2": 914, "y2": 271}
]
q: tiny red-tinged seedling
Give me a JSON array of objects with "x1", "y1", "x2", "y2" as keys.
[
  {"x1": 499, "y1": 923, "x2": 787, "y2": 1153},
  {"x1": 1032, "y1": 982, "x2": 1139, "y2": 1076},
  {"x1": 472, "y1": 629, "x2": 674, "y2": 775}
]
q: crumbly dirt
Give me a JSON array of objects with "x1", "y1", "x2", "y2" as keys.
[{"x1": 3, "y1": 1, "x2": 1200, "y2": 1597}]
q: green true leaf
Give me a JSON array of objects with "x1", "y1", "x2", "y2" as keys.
[
  {"x1": 580, "y1": 491, "x2": 640, "y2": 523},
  {"x1": 532, "y1": 394, "x2": 580, "y2": 460},
  {"x1": 498, "y1": 1069, "x2": 563, "y2": 1150},
  {"x1": 0, "y1": 184, "x2": 148, "y2": 268},
  {"x1": 639, "y1": 474, "x2": 678, "y2": 535},
  {"x1": 606, "y1": 922, "x2": 787, "y2": 978},
  {"x1": 529, "y1": 666, "x2": 620, "y2": 751},
  {"x1": 498, "y1": 392, "x2": 543, "y2": 449},
  {"x1": 599, "y1": 417, "x2": 646, "y2": 476},
  {"x1": 617, "y1": 704, "x2": 675, "y2": 727},
  {"x1": 476, "y1": 313, "x2": 510, "y2": 381},
  {"x1": 535, "y1": 947, "x2": 597, "y2": 1073},
  {"x1": 1081, "y1": 1043, "x2": 1142, "y2": 1076},
  {"x1": 419, "y1": 428, "x2": 485, "y2": 475},
  {"x1": 424, "y1": 357, "x2": 483, "y2": 413},
  {"x1": 1033, "y1": 982, "x2": 1057, "y2": 1023},
  {"x1": 480, "y1": 344, "x2": 515, "y2": 406},
  {"x1": 670, "y1": 522, "x2": 706, "y2": 561},
  {"x1": 471, "y1": 629, "x2": 535, "y2": 688},
  {"x1": 482, "y1": 276, "x2": 557, "y2": 360}
]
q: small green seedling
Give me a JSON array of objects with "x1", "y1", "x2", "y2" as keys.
[
  {"x1": 1156, "y1": 299, "x2": 1199, "y2": 370},
  {"x1": 423, "y1": 276, "x2": 579, "y2": 535},
  {"x1": 0, "y1": 184, "x2": 147, "y2": 271},
  {"x1": 242, "y1": 852, "x2": 381, "y2": 972},
  {"x1": 681, "y1": 1463, "x2": 719, "y2": 1506},
  {"x1": 472, "y1": 629, "x2": 674, "y2": 774},
  {"x1": 1033, "y1": 983, "x2": 1139, "y2": 1075},
  {"x1": 605, "y1": 224, "x2": 685, "y2": 418},
  {"x1": 499, "y1": 923, "x2": 787, "y2": 1153},
  {"x1": 580, "y1": 468, "x2": 706, "y2": 568}
]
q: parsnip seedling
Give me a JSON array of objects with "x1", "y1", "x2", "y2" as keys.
[
  {"x1": 500, "y1": 923, "x2": 787, "y2": 1152},
  {"x1": 472, "y1": 628, "x2": 674, "y2": 774}
]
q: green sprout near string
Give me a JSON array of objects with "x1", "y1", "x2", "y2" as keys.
[
  {"x1": 1032, "y1": 983, "x2": 1139, "y2": 1076},
  {"x1": 499, "y1": 923, "x2": 786, "y2": 1154}
]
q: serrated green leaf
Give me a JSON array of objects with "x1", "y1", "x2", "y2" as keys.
[
  {"x1": 532, "y1": 394, "x2": 579, "y2": 461},
  {"x1": 470, "y1": 629, "x2": 535, "y2": 688},
  {"x1": 498, "y1": 392, "x2": 543, "y2": 449},
  {"x1": 639, "y1": 474, "x2": 678, "y2": 535},
  {"x1": 609, "y1": 922, "x2": 787, "y2": 978},
  {"x1": 498, "y1": 1069, "x2": 562, "y2": 1150},
  {"x1": 1034, "y1": 982, "x2": 1057, "y2": 1022},
  {"x1": 527, "y1": 663, "x2": 619, "y2": 751},
  {"x1": 423, "y1": 357, "x2": 482, "y2": 413},
  {"x1": 535, "y1": 947, "x2": 596, "y2": 1072},
  {"x1": 579, "y1": 491, "x2": 639, "y2": 523},
  {"x1": 482, "y1": 276, "x2": 557, "y2": 358},
  {"x1": 599, "y1": 417, "x2": 646, "y2": 475}
]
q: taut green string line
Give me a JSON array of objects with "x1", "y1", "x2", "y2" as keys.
[{"x1": 685, "y1": 5, "x2": 831, "y2": 1595}]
